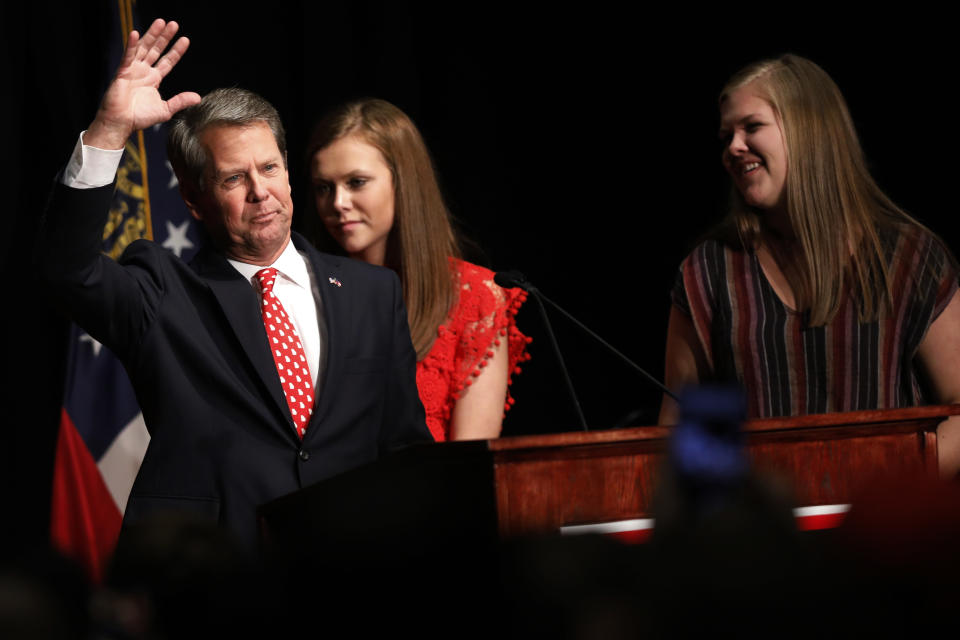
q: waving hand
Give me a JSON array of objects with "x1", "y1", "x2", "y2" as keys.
[{"x1": 85, "y1": 19, "x2": 201, "y2": 150}]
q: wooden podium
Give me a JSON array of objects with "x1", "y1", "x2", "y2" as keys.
[{"x1": 257, "y1": 405, "x2": 959, "y2": 552}]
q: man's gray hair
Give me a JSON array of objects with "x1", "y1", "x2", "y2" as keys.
[{"x1": 167, "y1": 88, "x2": 287, "y2": 194}]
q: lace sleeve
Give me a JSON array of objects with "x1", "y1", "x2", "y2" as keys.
[{"x1": 449, "y1": 261, "x2": 531, "y2": 414}]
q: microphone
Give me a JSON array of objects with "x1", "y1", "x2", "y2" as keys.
[
  {"x1": 495, "y1": 270, "x2": 679, "y2": 431},
  {"x1": 493, "y1": 270, "x2": 532, "y2": 290}
]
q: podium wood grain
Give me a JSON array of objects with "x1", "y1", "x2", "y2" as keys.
[{"x1": 486, "y1": 405, "x2": 958, "y2": 536}]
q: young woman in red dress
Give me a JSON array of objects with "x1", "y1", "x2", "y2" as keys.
[{"x1": 307, "y1": 99, "x2": 530, "y2": 441}]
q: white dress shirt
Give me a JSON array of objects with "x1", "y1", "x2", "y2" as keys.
[{"x1": 62, "y1": 132, "x2": 327, "y2": 394}]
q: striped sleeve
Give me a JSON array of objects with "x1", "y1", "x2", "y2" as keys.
[{"x1": 929, "y1": 234, "x2": 959, "y2": 321}]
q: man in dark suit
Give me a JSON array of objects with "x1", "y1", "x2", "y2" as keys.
[{"x1": 41, "y1": 19, "x2": 430, "y2": 549}]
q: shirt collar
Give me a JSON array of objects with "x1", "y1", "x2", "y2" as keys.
[{"x1": 227, "y1": 239, "x2": 311, "y2": 290}]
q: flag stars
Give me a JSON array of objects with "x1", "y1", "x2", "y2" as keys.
[
  {"x1": 161, "y1": 220, "x2": 195, "y2": 258},
  {"x1": 164, "y1": 159, "x2": 179, "y2": 189},
  {"x1": 78, "y1": 332, "x2": 104, "y2": 357}
]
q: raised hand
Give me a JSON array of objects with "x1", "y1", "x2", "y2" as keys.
[{"x1": 85, "y1": 18, "x2": 202, "y2": 150}]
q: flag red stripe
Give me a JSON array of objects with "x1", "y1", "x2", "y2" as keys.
[{"x1": 49, "y1": 408, "x2": 122, "y2": 584}]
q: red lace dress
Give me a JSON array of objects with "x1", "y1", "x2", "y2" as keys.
[{"x1": 416, "y1": 259, "x2": 531, "y2": 441}]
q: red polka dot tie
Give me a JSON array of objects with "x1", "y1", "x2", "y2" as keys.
[{"x1": 256, "y1": 268, "x2": 314, "y2": 438}]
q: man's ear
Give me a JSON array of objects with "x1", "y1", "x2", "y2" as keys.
[{"x1": 180, "y1": 185, "x2": 204, "y2": 222}]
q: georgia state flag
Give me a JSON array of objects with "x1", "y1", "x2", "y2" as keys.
[{"x1": 49, "y1": 0, "x2": 201, "y2": 583}]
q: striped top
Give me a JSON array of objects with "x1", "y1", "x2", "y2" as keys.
[{"x1": 672, "y1": 226, "x2": 958, "y2": 418}]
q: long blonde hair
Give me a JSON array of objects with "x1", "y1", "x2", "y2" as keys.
[
  {"x1": 721, "y1": 54, "x2": 917, "y2": 325},
  {"x1": 306, "y1": 99, "x2": 460, "y2": 359}
]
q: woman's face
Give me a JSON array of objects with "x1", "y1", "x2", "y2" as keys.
[
  {"x1": 311, "y1": 135, "x2": 395, "y2": 266},
  {"x1": 719, "y1": 83, "x2": 788, "y2": 214}
]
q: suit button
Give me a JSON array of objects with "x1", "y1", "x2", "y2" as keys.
[{"x1": 298, "y1": 449, "x2": 310, "y2": 462}]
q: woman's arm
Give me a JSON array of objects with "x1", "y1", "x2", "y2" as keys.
[
  {"x1": 448, "y1": 337, "x2": 510, "y2": 440},
  {"x1": 658, "y1": 306, "x2": 711, "y2": 425},
  {"x1": 915, "y1": 290, "x2": 960, "y2": 480}
]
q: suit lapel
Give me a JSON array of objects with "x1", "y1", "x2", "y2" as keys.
[
  {"x1": 191, "y1": 247, "x2": 297, "y2": 440},
  {"x1": 294, "y1": 235, "x2": 347, "y2": 432}
]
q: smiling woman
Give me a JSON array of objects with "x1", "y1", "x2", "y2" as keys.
[
  {"x1": 659, "y1": 55, "x2": 960, "y2": 479},
  {"x1": 718, "y1": 87, "x2": 788, "y2": 219}
]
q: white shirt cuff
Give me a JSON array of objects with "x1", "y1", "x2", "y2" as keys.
[{"x1": 62, "y1": 131, "x2": 125, "y2": 189}]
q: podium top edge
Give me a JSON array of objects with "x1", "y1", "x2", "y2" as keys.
[{"x1": 485, "y1": 404, "x2": 960, "y2": 452}]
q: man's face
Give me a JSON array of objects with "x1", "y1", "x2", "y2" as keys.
[{"x1": 185, "y1": 121, "x2": 293, "y2": 265}]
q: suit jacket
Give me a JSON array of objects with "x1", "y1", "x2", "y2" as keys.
[{"x1": 40, "y1": 181, "x2": 430, "y2": 549}]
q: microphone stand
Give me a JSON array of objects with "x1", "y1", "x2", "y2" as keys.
[
  {"x1": 529, "y1": 290, "x2": 589, "y2": 431},
  {"x1": 497, "y1": 271, "x2": 679, "y2": 432},
  {"x1": 534, "y1": 289, "x2": 679, "y2": 403}
]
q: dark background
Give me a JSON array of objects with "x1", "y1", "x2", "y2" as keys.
[{"x1": 3, "y1": 2, "x2": 957, "y2": 545}]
